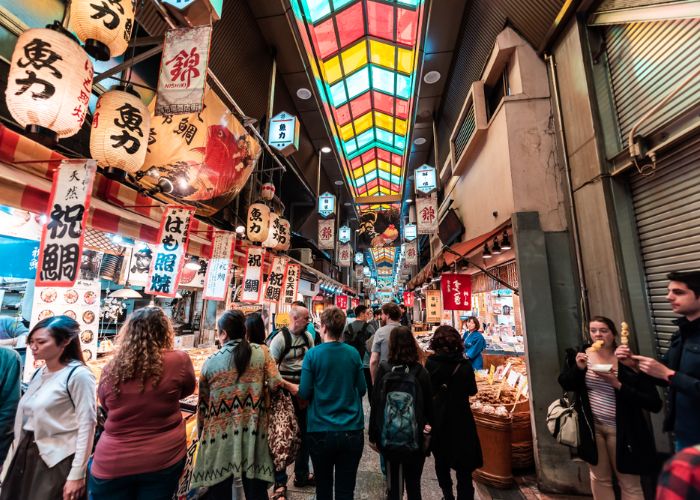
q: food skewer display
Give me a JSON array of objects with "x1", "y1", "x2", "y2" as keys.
[{"x1": 620, "y1": 321, "x2": 630, "y2": 346}]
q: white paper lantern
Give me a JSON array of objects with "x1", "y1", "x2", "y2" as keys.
[
  {"x1": 6, "y1": 26, "x2": 94, "y2": 143},
  {"x1": 247, "y1": 203, "x2": 270, "y2": 243},
  {"x1": 263, "y1": 212, "x2": 280, "y2": 249},
  {"x1": 260, "y1": 182, "x2": 276, "y2": 201},
  {"x1": 274, "y1": 218, "x2": 291, "y2": 252},
  {"x1": 90, "y1": 87, "x2": 150, "y2": 174},
  {"x1": 70, "y1": 0, "x2": 135, "y2": 61}
]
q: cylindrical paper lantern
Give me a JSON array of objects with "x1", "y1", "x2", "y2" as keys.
[
  {"x1": 247, "y1": 203, "x2": 270, "y2": 242},
  {"x1": 263, "y1": 212, "x2": 280, "y2": 249},
  {"x1": 90, "y1": 86, "x2": 150, "y2": 174},
  {"x1": 274, "y1": 218, "x2": 291, "y2": 251},
  {"x1": 70, "y1": 0, "x2": 135, "y2": 60},
  {"x1": 261, "y1": 182, "x2": 276, "y2": 201},
  {"x1": 6, "y1": 26, "x2": 93, "y2": 144}
]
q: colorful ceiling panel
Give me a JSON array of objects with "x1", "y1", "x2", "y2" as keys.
[{"x1": 293, "y1": 0, "x2": 426, "y2": 200}]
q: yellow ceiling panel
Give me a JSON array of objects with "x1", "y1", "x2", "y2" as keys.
[
  {"x1": 378, "y1": 159, "x2": 391, "y2": 172},
  {"x1": 395, "y1": 118, "x2": 407, "y2": 135},
  {"x1": 363, "y1": 160, "x2": 376, "y2": 174},
  {"x1": 353, "y1": 112, "x2": 373, "y2": 135},
  {"x1": 323, "y1": 56, "x2": 343, "y2": 84},
  {"x1": 391, "y1": 165, "x2": 402, "y2": 176},
  {"x1": 397, "y1": 47, "x2": 414, "y2": 74},
  {"x1": 368, "y1": 186, "x2": 379, "y2": 196},
  {"x1": 341, "y1": 40, "x2": 368, "y2": 75},
  {"x1": 369, "y1": 39, "x2": 395, "y2": 70},
  {"x1": 340, "y1": 122, "x2": 355, "y2": 141},
  {"x1": 374, "y1": 111, "x2": 393, "y2": 132}
]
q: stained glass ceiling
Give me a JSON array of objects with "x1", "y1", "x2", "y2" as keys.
[{"x1": 292, "y1": 0, "x2": 426, "y2": 201}]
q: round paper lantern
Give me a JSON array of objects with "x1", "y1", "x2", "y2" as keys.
[
  {"x1": 70, "y1": 0, "x2": 135, "y2": 61},
  {"x1": 274, "y1": 218, "x2": 291, "y2": 252},
  {"x1": 260, "y1": 182, "x2": 276, "y2": 201},
  {"x1": 6, "y1": 25, "x2": 93, "y2": 144},
  {"x1": 263, "y1": 212, "x2": 280, "y2": 249},
  {"x1": 247, "y1": 203, "x2": 270, "y2": 243},
  {"x1": 90, "y1": 86, "x2": 150, "y2": 174}
]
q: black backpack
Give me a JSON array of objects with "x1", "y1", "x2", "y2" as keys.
[
  {"x1": 275, "y1": 327, "x2": 313, "y2": 380},
  {"x1": 344, "y1": 321, "x2": 369, "y2": 359}
]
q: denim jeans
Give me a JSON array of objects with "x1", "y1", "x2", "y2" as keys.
[
  {"x1": 88, "y1": 457, "x2": 185, "y2": 500},
  {"x1": 274, "y1": 396, "x2": 311, "y2": 485},
  {"x1": 308, "y1": 430, "x2": 364, "y2": 500},
  {"x1": 202, "y1": 474, "x2": 268, "y2": 500}
]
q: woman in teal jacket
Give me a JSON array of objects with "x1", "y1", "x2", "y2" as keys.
[{"x1": 461, "y1": 316, "x2": 486, "y2": 370}]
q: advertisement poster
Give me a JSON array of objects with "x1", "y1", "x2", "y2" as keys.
[
  {"x1": 426, "y1": 289, "x2": 442, "y2": 323},
  {"x1": 440, "y1": 273, "x2": 472, "y2": 311},
  {"x1": 203, "y1": 231, "x2": 236, "y2": 301},
  {"x1": 241, "y1": 247, "x2": 265, "y2": 304},
  {"x1": 357, "y1": 207, "x2": 400, "y2": 249},
  {"x1": 146, "y1": 206, "x2": 194, "y2": 298}
]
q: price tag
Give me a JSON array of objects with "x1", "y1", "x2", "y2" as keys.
[
  {"x1": 507, "y1": 370, "x2": 520, "y2": 388},
  {"x1": 488, "y1": 365, "x2": 495, "y2": 385}
]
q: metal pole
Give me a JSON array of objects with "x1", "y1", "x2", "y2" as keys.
[
  {"x1": 267, "y1": 54, "x2": 277, "y2": 135},
  {"x1": 317, "y1": 151, "x2": 323, "y2": 197}
]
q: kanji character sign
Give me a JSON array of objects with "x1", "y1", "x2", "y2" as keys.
[{"x1": 146, "y1": 206, "x2": 194, "y2": 297}]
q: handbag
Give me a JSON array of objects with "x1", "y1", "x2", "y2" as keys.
[
  {"x1": 266, "y1": 388, "x2": 301, "y2": 471},
  {"x1": 546, "y1": 393, "x2": 579, "y2": 448}
]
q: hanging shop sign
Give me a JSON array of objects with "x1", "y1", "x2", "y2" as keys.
[
  {"x1": 263, "y1": 212, "x2": 281, "y2": 249},
  {"x1": 318, "y1": 192, "x2": 336, "y2": 218},
  {"x1": 7, "y1": 27, "x2": 94, "y2": 142},
  {"x1": 357, "y1": 207, "x2": 400, "y2": 249},
  {"x1": 404, "y1": 241, "x2": 418, "y2": 265},
  {"x1": 338, "y1": 225, "x2": 351, "y2": 244},
  {"x1": 415, "y1": 165, "x2": 437, "y2": 195},
  {"x1": 403, "y1": 291, "x2": 414, "y2": 308},
  {"x1": 268, "y1": 111, "x2": 300, "y2": 156},
  {"x1": 363, "y1": 276, "x2": 371, "y2": 287},
  {"x1": 141, "y1": 88, "x2": 261, "y2": 215},
  {"x1": 241, "y1": 246, "x2": 265, "y2": 303},
  {"x1": 90, "y1": 87, "x2": 150, "y2": 174},
  {"x1": 146, "y1": 206, "x2": 194, "y2": 297},
  {"x1": 126, "y1": 242, "x2": 155, "y2": 287},
  {"x1": 156, "y1": 26, "x2": 211, "y2": 116},
  {"x1": 179, "y1": 254, "x2": 207, "y2": 288},
  {"x1": 37, "y1": 160, "x2": 97, "y2": 287},
  {"x1": 0, "y1": 235, "x2": 40, "y2": 280},
  {"x1": 335, "y1": 294, "x2": 348, "y2": 310},
  {"x1": 264, "y1": 256, "x2": 288, "y2": 303},
  {"x1": 282, "y1": 262, "x2": 301, "y2": 305},
  {"x1": 416, "y1": 193, "x2": 438, "y2": 234},
  {"x1": 338, "y1": 244, "x2": 353, "y2": 267},
  {"x1": 247, "y1": 203, "x2": 270, "y2": 243},
  {"x1": 354, "y1": 265, "x2": 364, "y2": 280},
  {"x1": 426, "y1": 289, "x2": 442, "y2": 323},
  {"x1": 351, "y1": 297, "x2": 360, "y2": 309},
  {"x1": 318, "y1": 218, "x2": 335, "y2": 250},
  {"x1": 404, "y1": 223, "x2": 417, "y2": 242},
  {"x1": 440, "y1": 273, "x2": 472, "y2": 311},
  {"x1": 363, "y1": 266, "x2": 371, "y2": 277},
  {"x1": 70, "y1": 0, "x2": 135, "y2": 60},
  {"x1": 354, "y1": 252, "x2": 364, "y2": 265},
  {"x1": 203, "y1": 230, "x2": 236, "y2": 301}
]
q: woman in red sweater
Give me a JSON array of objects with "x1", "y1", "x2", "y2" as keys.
[{"x1": 88, "y1": 306, "x2": 196, "y2": 499}]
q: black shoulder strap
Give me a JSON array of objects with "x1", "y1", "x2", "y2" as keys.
[
  {"x1": 65, "y1": 365, "x2": 81, "y2": 409},
  {"x1": 30, "y1": 366, "x2": 43, "y2": 383}
]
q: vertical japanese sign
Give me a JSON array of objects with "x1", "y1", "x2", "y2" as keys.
[
  {"x1": 338, "y1": 226, "x2": 351, "y2": 244},
  {"x1": 426, "y1": 289, "x2": 442, "y2": 323},
  {"x1": 335, "y1": 294, "x2": 348, "y2": 310},
  {"x1": 282, "y1": 263, "x2": 300, "y2": 305},
  {"x1": 351, "y1": 297, "x2": 360, "y2": 309},
  {"x1": 156, "y1": 26, "x2": 212, "y2": 116},
  {"x1": 37, "y1": 160, "x2": 97, "y2": 287},
  {"x1": 354, "y1": 265, "x2": 364, "y2": 280},
  {"x1": 403, "y1": 291, "x2": 415, "y2": 307},
  {"x1": 404, "y1": 241, "x2": 418, "y2": 265},
  {"x1": 146, "y1": 206, "x2": 195, "y2": 298},
  {"x1": 318, "y1": 192, "x2": 336, "y2": 218},
  {"x1": 403, "y1": 223, "x2": 417, "y2": 242},
  {"x1": 414, "y1": 165, "x2": 437, "y2": 194},
  {"x1": 416, "y1": 193, "x2": 438, "y2": 234},
  {"x1": 203, "y1": 231, "x2": 236, "y2": 301},
  {"x1": 241, "y1": 246, "x2": 265, "y2": 303},
  {"x1": 354, "y1": 252, "x2": 364, "y2": 265},
  {"x1": 264, "y1": 256, "x2": 288, "y2": 304},
  {"x1": 338, "y1": 244, "x2": 353, "y2": 267},
  {"x1": 267, "y1": 111, "x2": 300, "y2": 156},
  {"x1": 318, "y1": 218, "x2": 335, "y2": 250},
  {"x1": 440, "y1": 273, "x2": 472, "y2": 311}
]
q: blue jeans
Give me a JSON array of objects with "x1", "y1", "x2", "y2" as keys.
[
  {"x1": 308, "y1": 430, "x2": 364, "y2": 500},
  {"x1": 274, "y1": 396, "x2": 310, "y2": 485},
  {"x1": 88, "y1": 457, "x2": 185, "y2": 500}
]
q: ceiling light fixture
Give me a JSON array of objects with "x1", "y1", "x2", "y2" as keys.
[
  {"x1": 413, "y1": 137, "x2": 427, "y2": 145},
  {"x1": 334, "y1": 180, "x2": 344, "y2": 186},
  {"x1": 405, "y1": 198, "x2": 413, "y2": 204},
  {"x1": 296, "y1": 88, "x2": 312, "y2": 100},
  {"x1": 482, "y1": 242, "x2": 492, "y2": 259},
  {"x1": 235, "y1": 225, "x2": 246, "y2": 235},
  {"x1": 108, "y1": 247, "x2": 142, "y2": 299},
  {"x1": 492, "y1": 238, "x2": 502, "y2": 255},
  {"x1": 423, "y1": 70, "x2": 441, "y2": 84},
  {"x1": 321, "y1": 146, "x2": 332, "y2": 154},
  {"x1": 185, "y1": 256, "x2": 201, "y2": 271},
  {"x1": 501, "y1": 231, "x2": 512, "y2": 250}
]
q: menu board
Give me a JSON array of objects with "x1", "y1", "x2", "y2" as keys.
[{"x1": 24, "y1": 278, "x2": 101, "y2": 381}]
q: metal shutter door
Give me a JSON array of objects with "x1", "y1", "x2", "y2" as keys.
[{"x1": 630, "y1": 133, "x2": 700, "y2": 355}]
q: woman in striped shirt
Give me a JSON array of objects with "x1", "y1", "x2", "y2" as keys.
[{"x1": 559, "y1": 316, "x2": 662, "y2": 500}]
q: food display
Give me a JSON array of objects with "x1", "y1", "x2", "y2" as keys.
[
  {"x1": 471, "y1": 357, "x2": 528, "y2": 416},
  {"x1": 621, "y1": 321, "x2": 630, "y2": 346},
  {"x1": 40, "y1": 289, "x2": 57, "y2": 303},
  {"x1": 64, "y1": 310, "x2": 77, "y2": 320},
  {"x1": 64, "y1": 290, "x2": 79, "y2": 304},
  {"x1": 38, "y1": 309, "x2": 54, "y2": 321}
]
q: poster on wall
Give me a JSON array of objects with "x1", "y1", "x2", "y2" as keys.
[
  {"x1": 37, "y1": 160, "x2": 97, "y2": 288},
  {"x1": 203, "y1": 231, "x2": 236, "y2": 301},
  {"x1": 356, "y1": 207, "x2": 400, "y2": 249},
  {"x1": 127, "y1": 243, "x2": 156, "y2": 286},
  {"x1": 426, "y1": 289, "x2": 442, "y2": 323},
  {"x1": 416, "y1": 193, "x2": 438, "y2": 234},
  {"x1": 241, "y1": 246, "x2": 265, "y2": 303},
  {"x1": 264, "y1": 256, "x2": 288, "y2": 304},
  {"x1": 440, "y1": 273, "x2": 472, "y2": 311},
  {"x1": 146, "y1": 206, "x2": 194, "y2": 298},
  {"x1": 318, "y1": 218, "x2": 335, "y2": 250},
  {"x1": 282, "y1": 263, "x2": 300, "y2": 305}
]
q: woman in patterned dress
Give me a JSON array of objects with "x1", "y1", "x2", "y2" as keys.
[{"x1": 192, "y1": 310, "x2": 297, "y2": 499}]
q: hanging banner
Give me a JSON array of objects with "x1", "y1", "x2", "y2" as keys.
[
  {"x1": 335, "y1": 294, "x2": 348, "y2": 310},
  {"x1": 404, "y1": 241, "x2": 418, "y2": 265},
  {"x1": 241, "y1": 246, "x2": 265, "y2": 303},
  {"x1": 203, "y1": 231, "x2": 236, "y2": 301},
  {"x1": 403, "y1": 291, "x2": 415, "y2": 307},
  {"x1": 363, "y1": 276, "x2": 371, "y2": 287},
  {"x1": 354, "y1": 265, "x2": 364, "y2": 280},
  {"x1": 146, "y1": 206, "x2": 195, "y2": 297},
  {"x1": 37, "y1": 160, "x2": 97, "y2": 287},
  {"x1": 415, "y1": 165, "x2": 437, "y2": 194},
  {"x1": 338, "y1": 226, "x2": 351, "y2": 244},
  {"x1": 264, "y1": 256, "x2": 288, "y2": 304},
  {"x1": 282, "y1": 263, "x2": 300, "y2": 305},
  {"x1": 126, "y1": 242, "x2": 156, "y2": 287},
  {"x1": 416, "y1": 193, "x2": 438, "y2": 234},
  {"x1": 318, "y1": 192, "x2": 336, "y2": 218},
  {"x1": 338, "y1": 244, "x2": 353, "y2": 267},
  {"x1": 426, "y1": 289, "x2": 442, "y2": 322},
  {"x1": 354, "y1": 252, "x2": 364, "y2": 265},
  {"x1": 268, "y1": 111, "x2": 300, "y2": 156},
  {"x1": 404, "y1": 223, "x2": 417, "y2": 242},
  {"x1": 351, "y1": 297, "x2": 360, "y2": 309},
  {"x1": 440, "y1": 273, "x2": 472, "y2": 311},
  {"x1": 318, "y1": 218, "x2": 335, "y2": 250},
  {"x1": 156, "y1": 26, "x2": 212, "y2": 116}
]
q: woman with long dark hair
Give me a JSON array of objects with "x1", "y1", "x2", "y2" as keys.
[
  {"x1": 558, "y1": 316, "x2": 661, "y2": 499},
  {"x1": 192, "y1": 310, "x2": 298, "y2": 499},
  {"x1": 245, "y1": 312, "x2": 266, "y2": 345},
  {"x1": 426, "y1": 326, "x2": 482, "y2": 500},
  {"x1": 88, "y1": 306, "x2": 196, "y2": 499},
  {"x1": 369, "y1": 326, "x2": 432, "y2": 500},
  {"x1": 1, "y1": 316, "x2": 96, "y2": 500}
]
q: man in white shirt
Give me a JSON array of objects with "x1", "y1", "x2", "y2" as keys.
[{"x1": 369, "y1": 302, "x2": 403, "y2": 383}]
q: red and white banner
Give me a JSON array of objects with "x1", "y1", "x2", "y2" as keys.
[
  {"x1": 335, "y1": 294, "x2": 348, "y2": 310},
  {"x1": 37, "y1": 160, "x2": 97, "y2": 287},
  {"x1": 264, "y1": 256, "x2": 288, "y2": 304},
  {"x1": 440, "y1": 273, "x2": 472, "y2": 311},
  {"x1": 404, "y1": 241, "x2": 418, "y2": 265},
  {"x1": 203, "y1": 231, "x2": 236, "y2": 301},
  {"x1": 241, "y1": 246, "x2": 265, "y2": 303},
  {"x1": 403, "y1": 291, "x2": 414, "y2": 308},
  {"x1": 156, "y1": 26, "x2": 212, "y2": 116},
  {"x1": 351, "y1": 297, "x2": 360, "y2": 309},
  {"x1": 147, "y1": 206, "x2": 195, "y2": 297},
  {"x1": 318, "y1": 218, "x2": 335, "y2": 250},
  {"x1": 338, "y1": 244, "x2": 353, "y2": 267},
  {"x1": 282, "y1": 263, "x2": 301, "y2": 305},
  {"x1": 416, "y1": 193, "x2": 438, "y2": 234}
]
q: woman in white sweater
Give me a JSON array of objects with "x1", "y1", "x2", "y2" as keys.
[{"x1": 0, "y1": 316, "x2": 96, "y2": 500}]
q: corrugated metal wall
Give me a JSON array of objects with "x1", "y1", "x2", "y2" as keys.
[
  {"x1": 630, "y1": 133, "x2": 700, "y2": 355},
  {"x1": 602, "y1": 18, "x2": 700, "y2": 146},
  {"x1": 595, "y1": 0, "x2": 695, "y2": 11}
]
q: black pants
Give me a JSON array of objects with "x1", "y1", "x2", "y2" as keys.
[
  {"x1": 363, "y1": 367, "x2": 373, "y2": 405},
  {"x1": 308, "y1": 430, "x2": 364, "y2": 500},
  {"x1": 203, "y1": 475, "x2": 268, "y2": 500},
  {"x1": 433, "y1": 453, "x2": 475, "y2": 500},
  {"x1": 274, "y1": 395, "x2": 310, "y2": 485},
  {"x1": 386, "y1": 454, "x2": 425, "y2": 500}
]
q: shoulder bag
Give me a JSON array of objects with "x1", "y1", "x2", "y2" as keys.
[{"x1": 546, "y1": 393, "x2": 579, "y2": 448}]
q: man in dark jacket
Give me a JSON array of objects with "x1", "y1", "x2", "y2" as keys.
[
  {"x1": 621, "y1": 271, "x2": 700, "y2": 451},
  {"x1": 0, "y1": 346, "x2": 21, "y2": 465}
]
